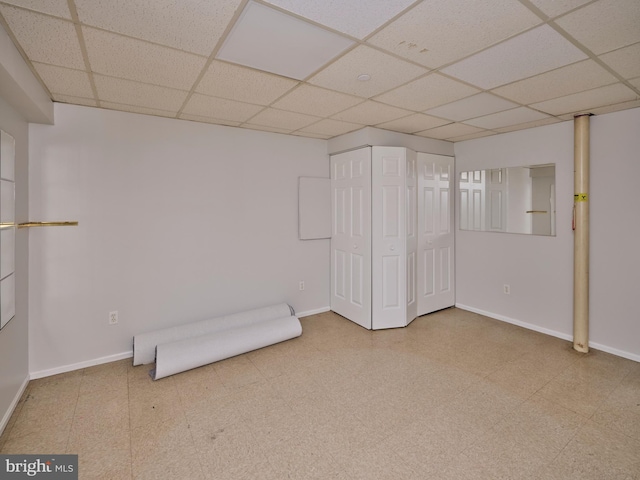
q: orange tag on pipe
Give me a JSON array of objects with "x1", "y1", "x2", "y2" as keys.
[{"x1": 574, "y1": 193, "x2": 588, "y2": 202}]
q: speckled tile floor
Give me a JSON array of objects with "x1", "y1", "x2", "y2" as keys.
[{"x1": 1, "y1": 308, "x2": 639, "y2": 479}]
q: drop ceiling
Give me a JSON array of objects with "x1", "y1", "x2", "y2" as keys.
[{"x1": 0, "y1": 0, "x2": 638, "y2": 141}]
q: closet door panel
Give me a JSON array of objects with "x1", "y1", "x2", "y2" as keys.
[
  {"x1": 372, "y1": 147, "x2": 407, "y2": 329},
  {"x1": 331, "y1": 148, "x2": 372, "y2": 329},
  {"x1": 417, "y1": 153, "x2": 455, "y2": 316},
  {"x1": 405, "y1": 150, "x2": 417, "y2": 324}
]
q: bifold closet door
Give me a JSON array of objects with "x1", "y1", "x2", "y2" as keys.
[
  {"x1": 417, "y1": 153, "x2": 455, "y2": 316},
  {"x1": 330, "y1": 147, "x2": 372, "y2": 329},
  {"x1": 372, "y1": 147, "x2": 416, "y2": 329}
]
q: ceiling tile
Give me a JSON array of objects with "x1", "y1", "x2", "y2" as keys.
[
  {"x1": 308, "y1": 45, "x2": 428, "y2": 98},
  {"x1": 101, "y1": 102, "x2": 177, "y2": 118},
  {"x1": 331, "y1": 101, "x2": 412, "y2": 125},
  {"x1": 271, "y1": 84, "x2": 364, "y2": 117},
  {"x1": 5, "y1": 0, "x2": 636, "y2": 136},
  {"x1": 0, "y1": 5, "x2": 85, "y2": 69},
  {"x1": 262, "y1": 0, "x2": 416, "y2": 39},
  {"x1": 530, "y1": 83, "x2": 639, "y2": 116},
  {"x1": 93, "y1": 74, "x2": 188, "y2": 112},
  {"x1": 368, "y1": 0, "x2": 540, "y2": 68},
  {"x1": 247, "y1": 108, "x2": 321, "y2": 130},
  {"x1": 75, "y1": 0, "x2": 243, "y2": 56},
  {"x1": 441, "y1": 25, "x2": 587, "y2": 89},
  {"x1": 0, "y1": 0, "x2": 70, "y2": 18},
  {"x1": 32, "y1": 62, "x2": 93, "y2": 97},
  {"x1": 182, "y1": 93, "x2": 263, "y2": 123},
  {"x1": 179, "y1": 113, "x2": 241, "y2": 128},
  {"x1": 491, "y1": 60, "x2": 618, "y2": 105},
  {"x1": 52, "y1": 94, "x2": 97, "y2": 107},
  {"x1": 83, "y1": 28, "x2": 206, "y2": 91},
  {"x1": 528, "y1": 0, "x2": 591, "y2": 17},
  {"x1": 196, "y1": 61, "x2": 298, "y2": 106},
  {"x1": 216, "y1": 1, "x2": 354, "y2": 81},
  {"x1": 464, "y1": 107, "x2": 549, "y2": 129},
  {"x1": 416, "y1": 123, "x2": 485, "y2": 140},
  {"x1": 599, "y1": 43, "x2": 640, "y2": 80},
  {"x1": 424, "y1": 93, "x2": 518, "y2": 121},
  {"x1": 555, "y1": 0, "x2": 640, "y2": 55},
  {"x1": 376, "y1": 114, "x2": 450, "y2": 133},
  {"x1": 298, "y1": 119, "x2": 363, "y2": 137},
  {"x1": 375, "y1": 73, "x2": 479, "y2": 111}
]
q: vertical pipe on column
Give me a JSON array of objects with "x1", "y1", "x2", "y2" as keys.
[{"x1": 573, "y1": 114, "x2": 591, "y2": 353}]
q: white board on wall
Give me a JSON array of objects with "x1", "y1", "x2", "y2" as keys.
[{"x1": 298, "y1": 177, "x2": 330, "y2": 240}]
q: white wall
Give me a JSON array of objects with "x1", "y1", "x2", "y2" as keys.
[
  {"x1": 590, "y1": 108, "x2": 640, "y2": 358},
  {"x1": 454, "y1": 108, "x2": 640, "y2": 361},
  {"x1": 0, "y1": 96, "x2": 29, "y2": 433},
  {"x1": 29, "y1": 104, "x2": 330, "y2": 376}
]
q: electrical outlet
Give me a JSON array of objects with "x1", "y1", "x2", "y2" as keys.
[
  {"x1": 109, "y1": 311, "x2": 119, "y2": 325},
  {"x1": 503, "y1": 284, "x2": 510, "y2": 295},
  {"x1": 299, "y1": 281, "x2": 305, "y2": 291}
]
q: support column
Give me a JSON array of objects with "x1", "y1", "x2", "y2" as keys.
[{"x1": 573, "y1": 114, "x2": 590, "y2": 353}]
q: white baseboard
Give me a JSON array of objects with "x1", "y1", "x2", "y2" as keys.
[
  {"x1": 29, "y1": 350, "x2": 133, "y2": 380},
  {"x1": 0, "y1": 375, "x2": 29, "y2": 436},
  {"x1": 455, "y1": 303, "x2": 640, "y2": 363},
  {"x1": 588, "y1": 341, "x2": 640, "y2": 363},
  {"x1": 296, "y1": 306, "x2": 331, "y2": 318}
]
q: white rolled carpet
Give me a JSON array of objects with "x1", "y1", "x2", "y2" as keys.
[
  {"x1": 133, "y1": 303, "x2": 293, "y2": 365},
  {"x1": 152, "y1": 315, "x2": 302, "y2": 380}
]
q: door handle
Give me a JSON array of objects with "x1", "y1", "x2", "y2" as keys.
[
  {"x1": 390, "y1": 245, "x2": 396, "y2": 251},
  {"x1": 353, "y1": 244, "x2": 358, "y2": 249}
]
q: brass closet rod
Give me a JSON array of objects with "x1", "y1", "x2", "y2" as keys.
[{"x1": 18, "y1": 222, "x2": 78, "y2": 228}]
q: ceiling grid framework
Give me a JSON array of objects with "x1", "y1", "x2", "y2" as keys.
[{"x1": 0, "y1": 0, "x2": 637, "y2": 141}]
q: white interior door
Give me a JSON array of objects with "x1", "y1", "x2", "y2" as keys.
[
  {"x1": 417, "y1": 153, "x2": 455, "y2": 316},
  {"x1": 330, "y1": 147, "x2": 372, "y2": 329},
  {"x1": 372, "y1": 147, "x2": 408, "y2": 329}
]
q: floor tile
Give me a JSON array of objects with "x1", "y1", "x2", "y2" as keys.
[
  {"x1": 489, "y1": 393, "x2": 587, "y2": 457},
  {"x1": 128, "y1": 372, "x2": 184, "y2": 430},
  {"x1": 172, "y1": 363, "x2": 229, "y2": 408},
  {"x1": 212, "y1": 354, "x2": 266, "y2": 389},
  {"x1": 191, "y1": 417, "x2": 267, "y2": 479},
  {"x1": 6, "y1": 390, "x2": 77, "y2": 441},
  {"x1": 382, "y1": 421, "x2": 466, "y2": 473},
  {"x1": 2, "y1": 308, "x2": 638, "y2": 479},
  {"x1": 591, "y1": 365, "x2": 640, "y2": 441},
  {"x1": 537, "y1": 352, "x2": 630, "y2": 418},
  {"x1": 538, "y1": 420, "x2": 640, "y2": 479},
  {"x1": 463, "y1": 430, "x2": 556, "y2": 480},
  {"x1": 260, "y1": 429, "x2": 341, "y2": 480},
  {"x1": 0, "y1": 427, "x2": 70, "y2": 454},
  {"x1": 79, "y1": 358, "x2": 129, "y2": 396},
  {"x1": 67, "y1": 428, "x2": 131, "y2": 480},
  {"x1": 131, "y1": 417, "x2": 205, "y2": 480},
  {"x1": 331, "y1": 442, "x2": 419, "y2": 480}
]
